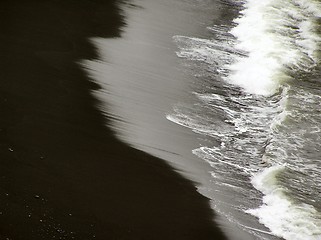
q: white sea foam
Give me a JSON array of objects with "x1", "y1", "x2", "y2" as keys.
[
  {"x1": 227, "y1": 1, "x2": 321, "y2": 236},
  {"x1": 247, "y1": 166, "x2": 321, "y2": 240},
  {"x1": 172, "y1": 0, "x2": 321, "y2": 96},
  {"x1": 169, "y1": 0, "x2": 321, "y2": 239},
  {"x1": 227, "y1": 0, "x2": 321, "y2": 95}
]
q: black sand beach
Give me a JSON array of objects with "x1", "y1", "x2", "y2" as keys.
[{"x1": 0, "y1": 0, "x2": 227, "y2": 239}]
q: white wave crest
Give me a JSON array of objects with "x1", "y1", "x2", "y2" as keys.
[
  {"x1": 228, "y1": 0, "x2": 321, "y2": 95},
  {"x1": 247, "y1": 165, "x2": 321, "y2": 240}
]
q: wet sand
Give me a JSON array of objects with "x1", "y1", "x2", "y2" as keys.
[{"x1": 0, "y1": 0, "x2": 227, "y2": 239}]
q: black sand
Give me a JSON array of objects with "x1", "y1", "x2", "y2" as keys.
[{"x1": 0, "y1": 0, "x2": 227, "y2": 239}]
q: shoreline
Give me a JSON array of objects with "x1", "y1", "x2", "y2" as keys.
[
  {"x1": 84, "y1": 0, "x2": 258, "y2": 239},
  {"x1": 0, "y1": 0, "x2": 227, "y2": 239}
]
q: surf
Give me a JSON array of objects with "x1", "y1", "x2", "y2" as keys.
[
  {"x1": 228, "y1": 0, "x2": 321, "y2": 95},
  {"x1": 167, "y1": 0, "x2": 321, "y2": 239}
]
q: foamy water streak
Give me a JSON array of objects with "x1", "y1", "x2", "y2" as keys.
[{"x1": 228, "y1": 0, "x2": 321, "y2": 95}]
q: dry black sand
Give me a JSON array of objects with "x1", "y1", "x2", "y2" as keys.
[{"x1": 0, "y1": 0, "x2": 227, "y2": 239}]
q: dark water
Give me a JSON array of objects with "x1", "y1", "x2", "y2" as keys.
[{"x1": 87, "y1": 0, "x2": 321, "y2": 239}]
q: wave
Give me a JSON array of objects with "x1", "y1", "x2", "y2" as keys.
[
  {"x1": 168, "y1": 0, "x2": 321, "y2": 239},
  {"x1": 247, "y1": 165, "x2": 321, "y2": 240},
  {"x1": 231, "y1": 1, "x2": 321, "y2": 239},
  {"x1": 228, "y1": 0, "x2": 321, "y2": 95}
]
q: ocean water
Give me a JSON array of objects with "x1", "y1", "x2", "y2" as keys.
[
  {"x1": 83, "y1": 0, "x2": 321, "y2": 239},
  {"x1": 167, "y1": 0, "x2": 321, "y2": 239}
]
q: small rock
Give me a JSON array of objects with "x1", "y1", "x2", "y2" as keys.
[{"x1": 34, "y1": 195, "x2": 40, "y2": 199}]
